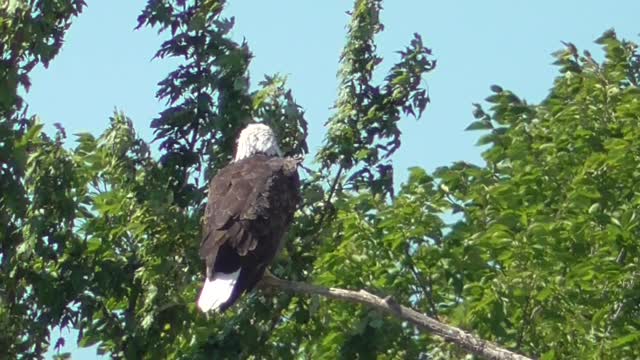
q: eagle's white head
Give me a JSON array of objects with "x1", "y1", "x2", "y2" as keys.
[{"x1": 234, "y1": 123, "x2": 282, "y2": 162}]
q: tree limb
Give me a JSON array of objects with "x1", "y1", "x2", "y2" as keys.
[{"x1": 259, "y1": 273, "x2": 533, "y2": 360}]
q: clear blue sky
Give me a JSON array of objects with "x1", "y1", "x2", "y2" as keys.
[{"x1": 31, "y1": 1, "x2": 640, "y2": 358}]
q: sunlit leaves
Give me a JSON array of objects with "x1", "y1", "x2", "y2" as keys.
[
  {"x1": 8, "y1": 1, "x2": 640, "y2": 359},
  {"x1": 317, "y1": 0, "x2": 435, "y2": 198},
  {"x1": 436, "y1": 30, "x2": 640, "y2": 358},
  {"x1": 1, "y1": 1, "x2": 85, "y2": 358}
]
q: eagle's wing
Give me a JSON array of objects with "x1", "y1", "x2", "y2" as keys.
[
  {"x1": 200, "y1": 158, "x2": 261, "y2": 261},
  {"x1": 200, "y1": 156, "x2": 300, "y2": 265}
]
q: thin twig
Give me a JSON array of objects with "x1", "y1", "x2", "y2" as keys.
[
  {"x1": 259, "y1": 273, "x2": 533, "y2": 360},
  {"x1": 404, "y1": 246, "x2": 438, "y2": 318},
  {"x1": 607, "y1": 248, "x2": 631, "y2": 335},
  {"x1": 318, "y1": 165, "x2": 343, "y2": 226}
]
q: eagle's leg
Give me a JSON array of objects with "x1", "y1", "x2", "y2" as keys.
[
  {"x1": 263, "y1": 268, "x2": 274, "y2": 278},
  {"x1": 257, "y1": 268, "x2": 278, "y2": 294}
]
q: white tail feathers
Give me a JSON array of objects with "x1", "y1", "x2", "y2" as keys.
[{"x1": 197, "y1": 270, "x2": 240, "y2": 312}]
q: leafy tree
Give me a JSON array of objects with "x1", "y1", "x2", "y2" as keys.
[
  {"x1": 432, "y1": 31, "x2": 640, "y2": 359},
  {"x1": 1, "y1": 1, "x2": 86, "y2": 358},
  {"x1": 2, "y1": 1, "x2": 640, "y2": 360}
]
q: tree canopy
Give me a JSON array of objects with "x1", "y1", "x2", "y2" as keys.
[{"x1": 1, "y1": 1, "x2": 640, "y2": 359}]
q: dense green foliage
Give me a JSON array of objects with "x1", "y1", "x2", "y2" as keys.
[
  {"x1": 1, "y1": 0, "x2": 640, "y2": 359},
  {"x1": 1, "y1": 1, "x2": 86, "y2": 357}
]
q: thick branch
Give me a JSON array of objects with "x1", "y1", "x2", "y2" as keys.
[{"x1": 259, "y1": 273, "x2": 533, "y2": 360}]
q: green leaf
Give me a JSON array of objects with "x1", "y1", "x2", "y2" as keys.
[
  {"x1": 465, "y1": 120, "x2": 493, "y2": 131},
  {"x1": 611, "y1": 332, "x2": 640, "y2": 348}
]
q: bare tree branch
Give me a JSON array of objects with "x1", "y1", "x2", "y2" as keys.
[{"x1": 259, "y1": 273, "x2": 533, "y2": 360}]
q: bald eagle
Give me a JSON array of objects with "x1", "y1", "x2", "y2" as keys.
[{"x1": 197, "y1": 124, "x2": 301, "y2": 312}]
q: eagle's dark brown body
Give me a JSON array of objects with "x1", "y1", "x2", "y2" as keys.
[{"x1": 199, "y1": 153, "x2": 300, "y2": 311}]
